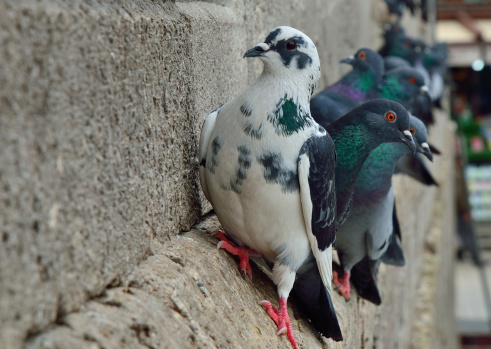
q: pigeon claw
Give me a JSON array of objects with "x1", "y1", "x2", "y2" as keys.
[
  {"x1": 333, "y1": 270, "x2": 351, "y2": 301},
  {"x1": 260, "y1": 298, "x2": 298, "y2": 349},
  {"x1": 277, "y1": 327, "x2": 287, "y2": 336},
  {"x1": 212, "y1": 231, "x2": 260, "y2": 280}
]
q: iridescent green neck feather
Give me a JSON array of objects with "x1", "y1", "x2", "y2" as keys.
[
  {"x1": 378, "y1": 75, "x2": 404, "y2": 101},
  {"x1": 355, "y1": 143, "x2": 409, "y2": 199},
  {"x1": 268, "y1": 94, "x2": 311, "y2": 136},
  {"x1": 327, "y1": 122, "x2": 376, "y2": 217},
  {"x1": 358, "y1": 72, "x2": 376, "y2": 93}
]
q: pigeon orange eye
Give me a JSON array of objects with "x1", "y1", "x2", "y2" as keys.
[
  {"x1": 405, "y1": 40, "x2": 412, "y2": 46},
  {"x1": 359, "y1": 52, "x2": 366, "y2": 60},
  {"x1": 285, "y1": 41, "x2": 296, "y2": 51},
  {"x1": 409, "y1": 77, "x2": 416, "y2": 84},
  {"x1": 409, "y1": 127, "x2": 416, "y2": 135},
  {"x1": 386, "y1": 112, "x2": 396, "y2": 122}
]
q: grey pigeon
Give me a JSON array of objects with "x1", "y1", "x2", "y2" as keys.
[
  {"x1": 310, "y1": 48, "x2": 384, "y2": 126},
  {"x1": 384, "y1": 34, "x2": 434, "y2": 100},
  {"x1": 408, "y1": 84, "x2": 435, "y2": 126},
  {"x1": 368, "y1": 66, "x2": 437, "y2": 183},
  {"x1": 368, "y1": 66, "x2": 434, "y2": 125},
  {"x1": 326, "y1": 100, "x2": 415, "y2": 228},
  {"x1": 332, "y1": 115, "x2": 431, "y2": 304},
  {"x1": 368, "y1": 67, "x2": 426, "y2": 107},
  {"x1": 386, "y1": 34, "x2": 423, "y2": 66},
  {"x1": 423, "y1": 42, "x2": 448, "y2": 108},
  {"x1": 199, "y1": 26, "x2": 340, "y2": 347},
  {"x1": 379, "y1": 22, "x2": 406, "y2": 57},
  {"x1": 412, "y1": 39, "x2": 433, "y2": 94},
  {"x1": 293, "y1": 99, "x2": 415, "y2": 315}
]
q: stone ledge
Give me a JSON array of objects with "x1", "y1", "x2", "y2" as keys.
[{"x1": 25, "y1": 113, "x2": 457, "y2": 349}]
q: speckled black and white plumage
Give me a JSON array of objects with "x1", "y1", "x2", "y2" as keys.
[{"x1": 198, "y1": 26, "x2": 342, "y2": 344}]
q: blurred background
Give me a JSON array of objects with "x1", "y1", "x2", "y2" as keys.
[{"x1": 437, "y1": 0, "x2": 491, "y2": 348}]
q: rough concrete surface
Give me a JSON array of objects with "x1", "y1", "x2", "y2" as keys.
[{"x1": 0, "y1": 0, "x2": 455, "y2": 348}]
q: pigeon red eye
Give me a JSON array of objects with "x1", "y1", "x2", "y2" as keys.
[
  {"x1": 386, "y1": 112, "x2": 396, "y2": 122},
  {"x1": 409, "y1": 127, "x2": 416, "y2": 135},
  {"x1": 405, "y1": 40, "x2": 412, "y2": 46},
  {"x1": 285, "y1": 41, "x2": 296, "y2": 51},
  {"x1": 358, "y1": 52, "x2": 366, "y2": 60},
  {"x1": 409, "y1": 77, "x2": 416, "y2": 84}
]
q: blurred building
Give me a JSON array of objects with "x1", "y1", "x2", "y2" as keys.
[
  {"x1": 438, "y1": 1, "x2": 491, "y2": 349},
  {"x1": 438, "y1": 0, "x2": 491, "y2": 67}
]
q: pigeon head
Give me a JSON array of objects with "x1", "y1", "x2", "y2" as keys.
[
  {"x1": 391, "y1": 67, "x2": 424, "y2": 88},
  {"x1": 408, "y1": 114, "x2": 433, "y2": 161},
  {"x1": 352, "y1": 98, "x2": 415, "y2": 153},
  {"x1": 380, "y1": 67, "x2": 426, "y2": 103},
  {"x1": 423, "y1": 50, "x2": 441, "y2": 69},
  {"x1": 382, "y1": 22, "x2": 405, "y2": 42},
  {"x1": 379, "y1": 22, "x2": 406, "y2": 57},
  {"x1": 340, "y1": 48, "x2": 384, "y2": 76},
  {"x1": 423, "y1": 43, "x2": 447, "y2": 70},
  {"x1": 325, "y1": 98, "x2": 415, "y2": 221},
  {"x1": 243, "y1": 26, "x2": 321, "y2": 94},
  {"x1": 388, "y1": 35, "x2": 422, "y2": 65}
]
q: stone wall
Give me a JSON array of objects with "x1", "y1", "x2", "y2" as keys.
[{"x1": 0, "y1": 0, "x2": 456, "y2": 348}]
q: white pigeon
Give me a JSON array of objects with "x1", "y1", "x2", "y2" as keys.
[{"x1": 199, "y1": 26, "x2": 342, "y2": 347}]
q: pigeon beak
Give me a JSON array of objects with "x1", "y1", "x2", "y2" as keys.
[
  {"x1": 400, "y1": 130, "x2": 416, "y2": 154},
  {"x1": 420, "y1": 85, "x2": 430, "y2": 94},
  {"x1": 428, "y1": 142, "x2": 441, "y2": 155},
  {"x1": 243, "y1": 43, "x2": 270, "y2": 58},
  {"x1": 340, "y1": 55, "x2": 355, "y2": 65},
  {"x1": 418, "y1": 142, "x2": 433, "y2": 161}
]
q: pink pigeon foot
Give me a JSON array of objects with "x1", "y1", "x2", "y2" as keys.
[
  {"x1": 333, "y1": 270, "x2": 351, "y2": 301},
  {"x1": 260, "y1": 297, "x2": 298, "y2": 349},
  {"x1": 212, "y1": 231, "x2": 261, "y2": 279}
]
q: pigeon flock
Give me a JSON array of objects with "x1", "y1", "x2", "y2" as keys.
[{"x1": 198, "y1": 8, "x2": 448, "y2": 348}]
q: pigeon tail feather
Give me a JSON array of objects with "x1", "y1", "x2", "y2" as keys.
[
  {"x1": 381, "y1": 201, "x2": 406, "y2": 266},
  {"x1": 293, "y1": 264, "x2": 343, "y2": 341},
  {"x1": 380, "y1": 231, "x2": 406, "y2": 266},
  {"x1": 395, "y1": 154, "x2": 438, "y2": 186},
  {"x1": 350, "y1": 256, "x2": 382, "y2": 305}
]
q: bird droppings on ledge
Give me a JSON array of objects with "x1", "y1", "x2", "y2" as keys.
[{"x1": 196, "y1": 281, "x2": 209, "y2": 297}]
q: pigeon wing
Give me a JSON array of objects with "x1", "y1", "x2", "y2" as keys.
[
  {"x1": 198, "y1": 106, "x2": 222, "y2": 201},
  {"x1": 298, "y1": 131, "x2": 337, "y2": 292},
  {"x1": 381, "y1": 201, "x2": 406, "y2": 266}
]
